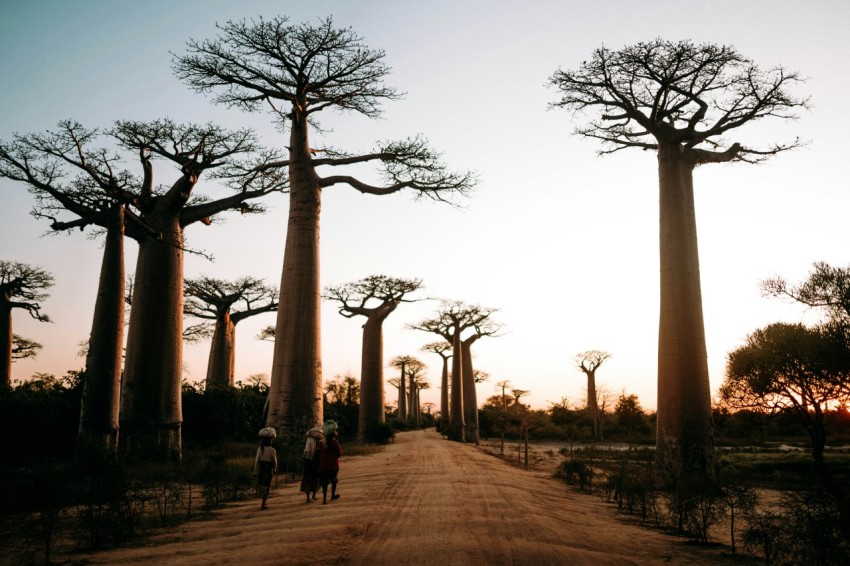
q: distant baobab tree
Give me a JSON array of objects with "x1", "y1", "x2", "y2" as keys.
[
  {"x1": 324, "y1": 275, "x2": 422, "y2": 442},
  {"x1": 12, "y1": 334, "x2": 42, "y2": 361},
  {"x1": 174, "y1": 16, "x2": 476, "y2": 442},
  {"x1": 574, "y1": 350, "x2": 611, "y2": 441},
  {"x1": 411, "y1": 301, "x2": 496, "y2": 442},
  {"x1": 422, "y1": 341, "x2": 452, "y2": 431},
  {"x1": 0, "y1": 261, "x2": 52, "y2": 388},
  {"x1": 550, "y1": 39, "x2": 808, "y2": 487},
  {"x1": 184, "y1": 276, "x2": 278, "y2": 389},
  {"x1": 389, "y1": 355, "x2": 425, "y2": 421},
  {"x1": 407, "y1": 364, "x2": 430, "y2": 427},
  {"x1": 112, "y1": 120, "x2": 283, "y2": 460}
]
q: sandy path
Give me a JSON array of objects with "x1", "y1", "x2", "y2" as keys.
[{"x1": 78, "y1": 431, "x2": 740, "y2": 565}]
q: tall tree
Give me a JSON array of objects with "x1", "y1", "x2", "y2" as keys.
[
  {"x1": 0, "y1": 261, "x2": 52, "y2": 388},
  {"x1": 460, "y1": 319, "x2": 500, "y2": 444},
  {"x1": 0, "y1": 121, "x2": 155, "y2": 453},
  {"x1": 422, "y1": 341, "x2": 452, "y2": 431},
  {"x1": 174, "y1": 16, "x2": 475, "y2": 441},
  {"x1": 325, "y1": 275, "x2": 422, "y2": 442},
  {"x1": 574, "y1": 350, "x2": 611, "y2": 441},
  {"x1": 389, "y1": 355, "x2": 424, "y2": 422},
  {"x1": 411, "y1": 301, "x2": 494, "y2": 441},
  {"x1": 722, "y1": 322, "x2": 850, "y2": 536},
  {"x1": 549, "y1": 39, "x2": 808, "y2": 487},
  {"x1": 184, "y1": 276, "x2": 278, "y2": 389},
  {"x1": 406, "y1": 363, "x2": 429, "y2": 427},
  {"x1": 112, "y1": 119, "x2": 282, "y2": 460}
]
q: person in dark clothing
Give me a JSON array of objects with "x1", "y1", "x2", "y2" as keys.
[
  {"x1": 300, "y1": 426, "x2": 324, "y2": 503},
  {"x1": 317, "y1": 429, "x2": 342, "y2": 504}
]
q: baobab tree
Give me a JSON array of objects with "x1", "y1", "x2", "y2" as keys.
[
  {"x1": 325, "y1": 275, "x2": 422, "y2": 442},
  {"x1": 411, "y1": 301, "x2": 495, "y2": 441},
  {"x1": 0, "y1": 261, "x2": 53, "y2": 388},
  {"x1": 422, "y1": 341, "x2": 452, "y2": 431},
  {"x1": 389, "y1": 355, "x2": 424, "y2": 422},
  {"x1": 407, "y1": 365, "x2": 430, "y2": 427},
  {"x1": 461, "y1": 319, "x2": 500, "y2": 444},
  {"x1": 0, "y1": 122, "x2": 160, "y2": 451},
  {"x1": 174, "y1": 16, "x2": 475, "y2": 441},
  {"x1": 574, "y1": 350, "x2": 611, "y2": 441},
  {"x1": 184, "y1": 276, "x2": 278, "y2": 389},
  {"x1": 112, "y1": 119, "x2": 283, "y2": 460},
  {"x1": 549, "y1": 39, "x2": 808, "y2": 487}
]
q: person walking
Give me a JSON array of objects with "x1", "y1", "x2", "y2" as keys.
[
  {"x1": 300, "y1": 426, "x2": 324, "y2": 503},
  {"x1": 317, "y1": 425, "x2": 342, "y2": 505},
  {"x1": 254, "y1": 428, "x2": 278, "y2": 510}
]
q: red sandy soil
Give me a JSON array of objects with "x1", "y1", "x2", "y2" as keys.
[{"x1": 75, "y1": 430, "x2": 744, "y2": 565}]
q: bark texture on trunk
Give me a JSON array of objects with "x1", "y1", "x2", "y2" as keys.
[
  {"x1": 448, "y1": 331, "x2": 465, "y2": 442},
  {"x1": 205, "y1": 312, "x2": 236, "y2": 389},
  {"x1": 0, "y1": 301, "x2": 11, "y2": 388},
  {"x1": 461, "y1": 338, "x2": 480, "y2": 445},
  {"x1": 358, "y1": 316, "x2": 385, "y2": 443},
  {"x1": 267, "y1": 114, "x2": 323, "y2": 440},
  {"x1": 76, "y1": 208, "x2": 125, "y2": 456},
  {"x1": 655, "y1": 143, "x2": 717, "y2": 488},
  {"x1": 121, "y1": 209, "x2": 184, "y2": 461}
]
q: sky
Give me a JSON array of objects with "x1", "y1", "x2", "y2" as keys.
[{"x1": 2, "y1": 0, "x2": 848, "y2": 413}]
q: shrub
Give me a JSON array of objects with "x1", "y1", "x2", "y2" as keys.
[{"x1": 364, "y1": 422, "x2": 395, "y2": 445}]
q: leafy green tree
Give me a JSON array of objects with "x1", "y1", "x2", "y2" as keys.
[{"x1": 722, "y1": 322, "x2": 850, "y2": 536}]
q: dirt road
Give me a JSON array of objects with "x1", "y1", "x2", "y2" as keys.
[{"x1": 79, "y1": 430, "x2": 741, "y2": 565}]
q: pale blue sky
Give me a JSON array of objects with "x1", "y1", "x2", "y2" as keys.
[{"x1": 2, "y1": 0, "x2": 848, "y2": 411}]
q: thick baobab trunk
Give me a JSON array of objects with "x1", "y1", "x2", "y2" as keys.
[
  {"x1": 448, "y1": 332, "x2": 465, "y2": 442},
  {"x1": 439, "y1": 355, "x2": 449, "y2": 431},
  {"x1": 585, "y1": 369, "x2": 599, "y2": 441},
  {"x1": 205, "y1": 312, "x2": 236, "y2": 389},
  {"x1": 655, "y1": 143, "x2": 718, "y2": 488},
  {"x1": 76, "y1": 208, "x2": 125, "y2": 456},
  {"x1": 461, "y1": 339, "x2": 480, "y2": 445},
  {"x1": 268, "y1": 114, "x2": 323, "y2": 440},
  {"x1": 358, "y1": 316, "x2": 385, "y2": 443},
  {"x1": 121, "y1": 210, "x2": 184, "y2": 461},
  {"x1": 0, "y1": 300, "x2": 11, "y2": 388},
  {"x1": 399, "y1": 364, "x2": 408, "y2": 421}
]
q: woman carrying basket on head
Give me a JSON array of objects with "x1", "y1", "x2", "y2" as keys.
[{"x1": 254, "y1": 427, "x2": 278, "y2": 510}]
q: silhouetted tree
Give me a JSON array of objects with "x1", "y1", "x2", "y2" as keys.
[
  {"x1": 324, "y1": 275, "x2": 422, "y2": 442},
  {"x1": 722, "y1": 322, "x2": 850, "y2": 536},
  {"x1": 174, "y1": 16, "x2": 476, "y2": 441},
  {"x1": 0, "y1": 123, "x2": 155, "y2": 453},
  {"x1": 184, "y1": 276, "x2": 278, "y2": 389},
  {"x1": 422, "y1": 341, "x2": 452, "y2": 431},
  {"x1": 0, "y1": 261, "x2": 53, "y2": 388},
  {"x1": 112, "y1": 119, "x2": 282, "y2": 460},
  {"x1": 762, "y1": 262, "x2": 850, "y2": 326},
  {"x1": 550, "y1": 39, "x2": 808, "y2": 487},
  {"x1": 574, "y1": 350, "x2": 611, "y2": 440},
  {"x1": 411, "y1": 301, "x2": 495, "y2": 441},
  {"x1": 11, "y1": 334, "x2": 42, "y2": 361}
]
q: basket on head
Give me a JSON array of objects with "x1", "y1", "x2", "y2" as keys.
[
  {"x1": 321, "y1": 420, "x2": 338, "y2": 436},
  {"x1": 258, "y1": 427, "x2": 277, "y2": 438}
]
